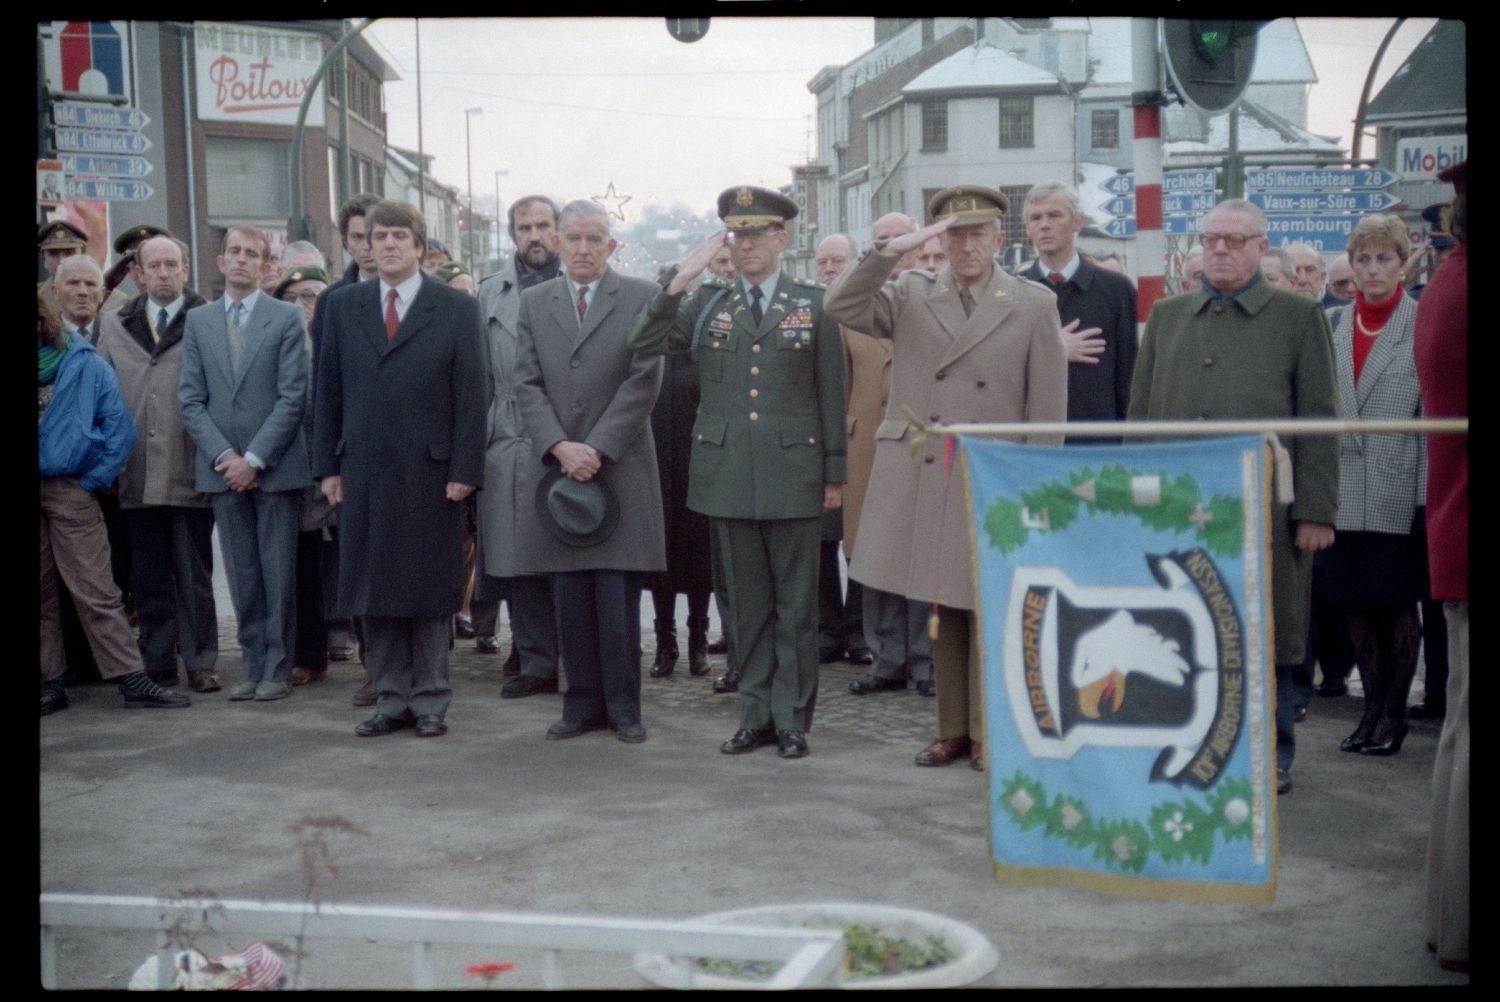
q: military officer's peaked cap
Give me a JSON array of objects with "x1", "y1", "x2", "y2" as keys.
[
  {"x1": 717, "y1": 186, "x2": 798, "y2": 230},
  {"x1": 927, "y1": 185, "x2": 1009, "y2": 224},
  {"x1": 38, "y1": 220, "x2": 87, "y2": 250},
  {"x1": 273, "y1": 266, "x2": 330, "y2": 300},
  {"x1": 113, "y1": 223, "x2": 171, "y2": 258}
]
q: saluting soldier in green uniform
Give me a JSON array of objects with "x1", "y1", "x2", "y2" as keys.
[{"x1": 629, "y1": 185, "x2": 846, "y2": 760}]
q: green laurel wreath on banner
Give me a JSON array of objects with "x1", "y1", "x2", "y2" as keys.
[
  {"x1": 983, "y1": 464, "x2": 1244, "y2": 558},
  {"x1": 997, "y1": 771, "x2": 1256, "y2": 872}
]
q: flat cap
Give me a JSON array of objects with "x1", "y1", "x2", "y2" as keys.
[
  {"x1": 717, "y1": 185, "x2": 797, "y2": 230},
  {"x1": 927, "y1": 185, "x2": 1008, "y2": 224}
]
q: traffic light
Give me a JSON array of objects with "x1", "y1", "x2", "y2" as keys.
[{"x1": 1162, "y1": 19, "x2": 1267, "y2": 115}]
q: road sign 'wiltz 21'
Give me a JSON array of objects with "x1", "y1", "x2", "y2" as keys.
[{"x1": 961, "y1": 435, "x2": 1278, "y2": 903}]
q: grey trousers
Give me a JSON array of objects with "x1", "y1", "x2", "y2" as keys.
[
  {"x1": 213, "y1": 489, "x2": 300, "y2": 684},
  {"x1": 1424, "y1": 600, "x2": 1468, "y2": 966},
  {"x1": 363, "y1": 615, "x2": 453, "y2": 719},
  {"x1": 863, "y1": 585, "x2": 933, "y2": 683}
]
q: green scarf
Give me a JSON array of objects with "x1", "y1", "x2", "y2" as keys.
[{"x1": 38, "y1": 344, "x2": 66, "y2": 385}]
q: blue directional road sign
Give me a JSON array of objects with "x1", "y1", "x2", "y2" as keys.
[
  {"x1": 1104, "y1": 192, "x2": 1218, "y2": 217},
  {"x1": 1245, "y1": 167, "x2": 1398, "y2": 191},
  {"x1": 1099, "y1": 169, "x2": 1219, "y2": 196},
  {"x1": 1101, "y1": 215, "x2": 1208, "y2": 239},
  {"x1": 1264, "y1": 215, "x2": 1356, "y2": 253},
  {"x1": 51, "y1": 101, "x2": 150, "y2": 131},
  {"x1": 1249, "y1": 190, "x2": 1399, "y2": 213},
  {"x1": 54, "y1": 127, "x2": 151, "y2": 155},
  {"x1": 59, "y1": 153, "x2": 153, "y2": 178},
  {"x1": 64, "y1": 178, "x2": 153, "y2": 202}
]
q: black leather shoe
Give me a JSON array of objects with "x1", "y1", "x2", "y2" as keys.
[
  {"x1": 1357, "y1": 723, "x2": 1409, "y2": 757},
  {"x1": 414, "y1": 714, "x2": 447, "y2": 738},
  {"x1": 818, "y1": 646, "x2": 845, "y2": 664},
  {"x1": 707, "y1": 637, "x2": 728, "y2": 654},
  {"x1": 476, "y1": 634, "x2": 501, "y2": 655},
  {"x1": 40, "y1": 681, "x2": 68, "y2": 717},
  {"x1": 1408, "y1": 700, "x2": 1446, "y2": 720},
  {"x1": 849, "y1": 674, "x2": 906, "y2": 695},
  {"x1": 454, "y1": 615, "x2": 477, "y2": 639},
  {"x1": 356, "y1": 713, "x2": 409, "y2": 737},
  {"x1": 500, "y1": 647, "x2": 521, "y2": 676},
  {"x1": 120, "y1": 673, "x2": 191, "y2": 709},
  {"x1": 915, "y1": 680, "x2": 936, "y2": 697},
  {"x1": 1340, "y1": 732, "x2": 1369, "y2": 753},
  {"x1": 846, "y1": 646, "x2": 874, "y2": 666},
  {"x1": 720, "y1": 728, "x2": 775, "y2": 754},
  {"x1": 1276, "y1": 768, "x2": 1293, "y2": 794},
  {"x1": 146, "y1": 669, "x2": 181, "y2": 688},
  {"x1": 614, "y1": 722, "x2": 647, "y2": 744},
  {"x1": 502, "y1": 674, "x2": 559, "y2": 698},
  {"x1": 713, "y1": 671, "x2": 740, "y2": 694},
  {"x1": 1316, "y1": 680, "x2": 1349, "y2": 698},
  {"x1": 777, "y1": 730, "x2": 809, "y2": 759},
  {"x1": 546, "y1": 717, "x2": 606, "y2": 740}
]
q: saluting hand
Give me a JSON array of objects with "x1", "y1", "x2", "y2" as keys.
[
  {"x1": 880, "y1": 217, "x2": 952, "y2": 257},
  {"x1": 666, "y1": 231, "x2": 730, "y2": 295}
]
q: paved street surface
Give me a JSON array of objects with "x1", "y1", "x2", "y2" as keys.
[{"x1": 40, "y1": 605, "x2": 1465, "y2": 989}]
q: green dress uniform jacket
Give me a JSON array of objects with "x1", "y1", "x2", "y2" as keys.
[
  {"x1": 1128, "y1": 280, "x2": 1339, "y2": 665},
  {"x1": 628, "y1": 269, "x2": 847, "y2": 516}
]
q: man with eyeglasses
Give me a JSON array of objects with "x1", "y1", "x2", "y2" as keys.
[
  {"x1": 1128, "y1": 198, "x2": 1337, "y2": 796},
  {"x1": 1326, "y1": 256, "x2": 1356, "y2": 307},
  {"x1": 630, "y1": 186, "x2": 846, "y2": 760}
]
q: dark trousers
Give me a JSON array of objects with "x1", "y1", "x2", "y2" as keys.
[
  {"x1": 364, "y1": 614, "x2": 452, "y2": 719},
  {"x1": 212, "y1": 489, "x2": 300, "y2": 684},
  {"x1": 295, "y1": 529, "x2": 329, "y2": 670},
  {"x1": 477, "y1": 572, "x2": 559, "y2": 679},
  {"x1": 125, "y1": 505, "x2": 217, "y2": 675},
  {"x1": 864, "y1": 585, "x2": 933, "y2": 683},
  {"x1": 553, "y1": 570, "x2": 642, "y2": 726},
  {"x1": 816, "y1": 540, "x2": 865, "y2": 652},
  {"x1": 1420, "y1": 598, "x2": 1449, "y2": 705}
]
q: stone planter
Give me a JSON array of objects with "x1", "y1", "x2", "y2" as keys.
[{"x1": 633, "y1": 902, "x2": 998, "y2": 990}]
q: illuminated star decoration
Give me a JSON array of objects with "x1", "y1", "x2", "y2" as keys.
[{"x1": 592, "y1": 181, "x2": 632, "y2": 222}]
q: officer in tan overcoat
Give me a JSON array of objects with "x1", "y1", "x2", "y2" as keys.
[{"x1": 823, "y1": 186, "x2": 1068, "y2": 772}]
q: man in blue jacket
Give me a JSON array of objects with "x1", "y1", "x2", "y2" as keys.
[{"x1": 39, "y1": 269, "x2": 191, "y2": 716}]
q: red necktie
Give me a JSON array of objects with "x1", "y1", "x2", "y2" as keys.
[
  {"x1": 1048, "y1": 271, "x2": 1064, "y2": 285},
  {"x1": 385, "y1": 288, "x2": 399, "y2": 341},
  {"x1": 576, "y1": 285, "x2": 589, "y2": 323}
]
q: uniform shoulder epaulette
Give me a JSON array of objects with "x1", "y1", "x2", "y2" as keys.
[
  {"x1": 786, "y1": 274, "x2": 825, "y2": 291},
  {"x1": 702, "y1": 276, "x2": 731, "y2": 289}
]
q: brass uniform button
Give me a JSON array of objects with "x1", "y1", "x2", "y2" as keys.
[
  {"x1": 1203, "y1": 357, "x2": 1214, "y2": 367},
  {"x1": 750, "y1": 366, "x2": 759, "y2": 375},
  {"x1": 749, "y1": 388, "x2": 759, "y2": 398},
  {"x1": 751, "y1": 344, "x2": 762, "y2": 353},
  {"x1": 808, "y1": 437, "x2": 816, "y2": 445},
  {"x1": 794, "y1": 342, "x2": 802, "y2": 349},
  {"x1": 749, "y1": 411, "x2": 759, "y2": 421}
]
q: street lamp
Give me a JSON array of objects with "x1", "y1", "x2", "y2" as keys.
[
  {"x1": 464, "y1": 106, "x2": 482, "y2": 265},
  {"x1": 494, "y1": 168, "x2": 509, "y2": 268}
]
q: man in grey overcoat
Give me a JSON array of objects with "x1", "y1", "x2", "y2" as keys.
[{"x1": 513, "y1": 200, "x2": 665, "y2": 744}]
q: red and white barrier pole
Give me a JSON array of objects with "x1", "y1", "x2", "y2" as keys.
[{"x1": 1132, "y1": 18, "x2": 1167, "y2": 324}]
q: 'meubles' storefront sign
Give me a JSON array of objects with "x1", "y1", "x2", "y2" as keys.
[{"x1": 195, "y1": 21, "x2": 325, "y2": 127}]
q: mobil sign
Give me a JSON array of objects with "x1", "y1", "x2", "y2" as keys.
[{"x1": 1396, "y1": 135, "x2": 1466, "y2": 181}]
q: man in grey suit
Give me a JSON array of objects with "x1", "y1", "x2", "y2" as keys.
[
  {"x1": 179, "y1": 225, "x2": 310, "y2": 702},
  {"x1": 476, "y1": 195, "x2": 564, "y2": 696},
  {"x1": 513, "y1": 200, "x2": 665, "y2": 744}
]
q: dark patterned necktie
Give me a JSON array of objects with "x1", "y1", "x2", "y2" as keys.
[
  {"x1": 576, "y1": 285, "x2": 589, "y2": 323},
  {"x1": 750, "y1": 285, "x2": 764, "y2": 324},
  {"x1": 155, "y1": 308, "x2": 169, "y2": 344}
]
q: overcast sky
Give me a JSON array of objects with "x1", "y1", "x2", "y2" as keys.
[{"x1": 366, "y1": 17, "x2": 1438, "y2": 223}]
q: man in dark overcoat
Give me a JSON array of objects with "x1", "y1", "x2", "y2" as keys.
[{"x1": 313, "y1": 200, "x2": 489, "y2": 738}]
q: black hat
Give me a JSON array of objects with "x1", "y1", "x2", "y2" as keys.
[
  {"x1": 113, "y1": 223, "x2": 171, "y2": 258},
  {"x1": 927, "y1": 185, "x2": 1009, "y2": 224},
  {"x1": 535, "y1": 467, "x2": 619, "y2": 547},
  {"x1": 38, "y1": 220, "x2": 87, "y2": 250},
  {"x1": 273, "y1": 266, "x2": 330, "y2": 300},
  {"x1": 717, "y1": 186, "x2": 798, "y2": 230}
]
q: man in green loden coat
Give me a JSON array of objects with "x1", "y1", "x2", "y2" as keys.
[
  {"x1": 1128, "y1": 197, "x2": 1338, "y2": 795},
  {"x1": 629, "y1": 186, "x2": 846, "y2": 759}
]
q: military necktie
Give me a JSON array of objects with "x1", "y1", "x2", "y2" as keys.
[
  {"x1": 750, "y1": 285, "x2": 764, "y2": 325},
  {"x1": 227, "y1": 301, "x2": 246, "y2": 377},
  {"x1": 154, "y1": 308, "x2": 168, "y2": 344},
  {"x1": 958, "y1": 286, "x2": 975, "y2": 318}
]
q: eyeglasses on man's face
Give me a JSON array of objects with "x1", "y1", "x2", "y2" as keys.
[{"x1": 1198, "y1": 231, "x2": 1262, "y2": 251}]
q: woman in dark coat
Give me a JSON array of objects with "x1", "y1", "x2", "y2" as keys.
[
  {"x1": 645, "y1": 317, "x2": 713, "y2": 677},
  {"x1": 1327, "y1": 214, "x2": 1428, "y2": 756}
]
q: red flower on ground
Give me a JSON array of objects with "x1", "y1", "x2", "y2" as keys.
[{"x1": 465, "y1": 961, "x2": 516, "y2": 979}]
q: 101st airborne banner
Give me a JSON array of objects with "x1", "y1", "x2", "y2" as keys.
[{"x1": 961, "y1": 435, "x2": 1277, "y2": 903}]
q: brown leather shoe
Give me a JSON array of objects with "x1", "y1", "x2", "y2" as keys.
[
  {"x1": 291, "y1": 666, "x2": 328, "y2": 686},
  {"x1": 187, "y1": 671, "x2": 221, "y2": 694},
  {"x1": 914, "y1": 736, "x2": 971, "y2": 767},
  {"x1": 352, "y1": 678, "x2": 377, "y2": 707},
  {"x1": 970, "y1": 739, "x2": 985, "y2": 772}
]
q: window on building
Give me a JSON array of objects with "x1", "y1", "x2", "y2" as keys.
[
  {"x1": 921, "y1": 187, "x2": 944, "y2": 222},
  {"x1": 205, "y1": 136, "x2": 290, "y2": 220},
  {"x1": 998, "y1": 96, "x2": 1034, "y2": 149},
  {"x1": 998, "y1": 184, "x2": 1030, "y2": 248},
  {"x1": 921, "y1": 100, "x2": 948, "y2": 152},
  {"x1": 1091, "y1": 109, "x2": 1120, "y2": 150}
]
